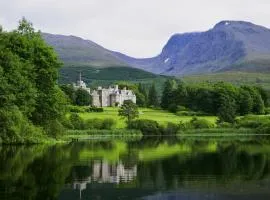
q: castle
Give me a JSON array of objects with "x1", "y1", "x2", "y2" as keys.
[
  {"x1": 72, "y1": 72, "x2": 91, "y2": 94},
  {"x1": 91, "y1": 85, "x2": 136, "y2": 107},
  {"x1": 73, "y1": 73, "x2": 136, "y2": 107}
]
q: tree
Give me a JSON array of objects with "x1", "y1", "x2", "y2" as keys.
[
  {"x1": 135, "y1": 92, "x2": 146, "y2": 107},
  {"x1": 148, "y1": 83, "x2": 159, "y2": 107},
  {"x1": 242, "y1": 86, "x2": 265, "y2": 114},
  {"x1": 161, "y1": 79, "x2": 176, "y2": 109},
  {"x1": 255, "y1": 86, "x2": 269, "y2": 107},
  {"x1": 118, "y1": 100, "x2": 139, "y2": 124},
  {"x1": 238, "y1": 88, "x2": 253, "y2": 115},
  {"x1": 175, "y1": 81, "x2": 188, "y2": 106},
  {"x1": 75, "y1": 89, "x2": 91, "y2": 106},
  {"x1": 60, "y1": 84, "x2": 76, "y2": 104},
  {"x1": 138, "y1": 83, "x2": 148, "y2": 104},
  {"x1": 217, "y1": 94, "x2": 237, "y2": 123},
  {"x1": 0, "y1": 18, "x2": 67, "y2": 141}
]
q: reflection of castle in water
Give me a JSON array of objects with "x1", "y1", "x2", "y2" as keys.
[
  {"x1": 92, "y1": 160, "x2": 137, "y2": 184},
  {"x1": 72, "y1": 160, "x2": 137, "y2": 199}
]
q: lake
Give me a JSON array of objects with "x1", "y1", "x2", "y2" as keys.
[{"x1": 0, "y1": 137, "x2": 270, "y2": 200}]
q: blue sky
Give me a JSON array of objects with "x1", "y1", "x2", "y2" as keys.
[{"x1": 1, "y1": 0, "x2": 270, "y2": 57}]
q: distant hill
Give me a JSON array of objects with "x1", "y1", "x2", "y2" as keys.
[
  {"x1": 43, "y1": 20, "x2": 270, "y2": 76},
  {"x1": 42, "y1": 33, "x2": 127, "y2": 67}
]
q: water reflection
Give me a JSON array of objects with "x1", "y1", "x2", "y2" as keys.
[{"x1": 0, "y1": 138, "x2": 270, "y2": 200}]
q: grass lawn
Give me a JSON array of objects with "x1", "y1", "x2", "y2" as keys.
[{"x1": 79, "y1": 107, "x2": 217, "y2": 129}]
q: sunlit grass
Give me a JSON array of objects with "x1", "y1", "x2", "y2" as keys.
[{"x1": 79, "y1": 107, "x2": 217, "y2": 128}]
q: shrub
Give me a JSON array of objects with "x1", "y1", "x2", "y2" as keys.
[
  {"x1": 128, "y1": 119, "x2": 161, "y2": 135},
  {"x1": 84, "y1": 118, "x2": 116, "y2": 130},
  {"x1": 163, "y1": 122, "x2": 180, "y2": 135},
  {"x1": 44, "y1": 120, "x2": 65, "y2": 138},
  {"x1": 264, "y1": 107, "x2": 270, "y2": 115},
  {"x1": 256, "y1": 123, "x2": 270, "y2": 135},
  {"x1": 87, "y1": 107, "x2": 104, "y2": 113},
  {"x1": 177, "y1": 106, "x2": 189, "y2": 111},
  {"x1": 61, "y1": 117, "x2": 74, "y2": 129},
  {"x1": 217, "y1": 122, "x2": 233, "y2": 128},
  {"x1": 84, "y1": 118, "x2": 103, "y2": 129},
  {"x1": 189, "y1": 117, "x2": 214, "y2": 129},
  {"x1": 69, "y1": 113, "x2": 85, "y2": 130},
  {"x1": 102, "y1": 118, "x2": 116, "y2": 130},
  {"x1": 168, "y1": 103, "x2": 178, "y2": 113},
  {"x1": 68, "y1": 105, "x2": 85, "y2": 113},
  {"x1": 236, "y1": 115, "x2": 270, "y2": 129}
]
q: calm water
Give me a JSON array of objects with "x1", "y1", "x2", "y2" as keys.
[{"x1": 0, "y1": 137, "x2": 270, "y2": 200}]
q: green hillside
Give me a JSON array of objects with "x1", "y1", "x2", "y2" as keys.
[
  {"x1": 59, "y1": 65, "x2": 168, "y2": 91},
  {"x1": 182, "y1": 72, "x2": 270, "y2": 90}
]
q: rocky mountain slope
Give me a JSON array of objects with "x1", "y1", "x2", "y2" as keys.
[{"x1": 43, "y1": 21, "x2": 270, "y2": 75}]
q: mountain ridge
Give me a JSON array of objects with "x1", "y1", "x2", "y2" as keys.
[{"x1": 42, "y1": 20, "x2": 270, "y2": 75}]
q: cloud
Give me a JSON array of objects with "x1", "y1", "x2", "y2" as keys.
[{"x1": 1, "y1": 0, "x2": 270, "y2": 57}]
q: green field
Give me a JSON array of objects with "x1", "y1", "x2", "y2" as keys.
[{"x1": 79, "y1": 107, "x2": 217, "y2": 128}]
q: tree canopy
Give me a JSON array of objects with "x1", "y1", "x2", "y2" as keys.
[{"x1": 0, "y1": 18, "x2": 67, "y2": 142}]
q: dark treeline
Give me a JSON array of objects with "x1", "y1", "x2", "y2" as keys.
[{"x1": 161, "y1": 79, "x2": 269, "y2": 123}]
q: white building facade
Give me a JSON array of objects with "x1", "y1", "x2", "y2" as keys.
[{"x1": 91, "y1": 85, "x2": 136, "y2": 107}]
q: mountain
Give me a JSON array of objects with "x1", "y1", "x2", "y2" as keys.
[
  {"x1": 43, "y1": 21, "x2": 270, "y2": 76},
  {"x1": 42, "y1": 33, "x2": 127, "y2": 67},
  {"x1": 115, "y1": 21, "x2": 270, "y2": 75}
]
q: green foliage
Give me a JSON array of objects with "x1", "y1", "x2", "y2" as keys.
[
  {"x1": 0, "y1": 106, "x2": 44, "y2": 144},
  {"x1": 0, "y1": 18, "x2": 68, "y2": 142},
  {"x1": 236, "y1": 115, "x2": 270, "y2": 129},
  {"x1": 163, "y1": 122, "x2": 181, "y2": 135},
  {"x1": 75, "y1": 88, "x2": 91, "y2": 106},
  {"x1": 161, "y1": 79, "x2": 177, "y2": 109},
  {"x1": 68, "y1": 113, "x2": 116, "y2": 130},
  {"x1": 60, "y1": 84, "x2": 76, "y2": 104},
  {"x1": 148, "y1": 83, "x2": 159, "y2": 107},
  {"x1": 238, "y1": 88, "x2": 253, "y2": 115},
  {"x1": 118, "y1": 100, "x2": 139, "y2": 123},
  {"x1": 128, "y1": 119, "x2": 161, "y2": 135},
  {"x1": 87, "y1": 107, "x2": 104, "y2": 112},
  {"x1": 84, "y1": 118, "x2": 116, "y2": 130},
  {"x1": 160, "y1": 80, "x2": 268, "y2": 123},
  {"x1": 189, "y1": 117, "x2": 214, "y2": 129},
  {"x1": 70, "y1": 113, "x2": 85, "y2": 130}
]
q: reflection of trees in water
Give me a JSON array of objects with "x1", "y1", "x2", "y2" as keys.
[
  {"x1": 137, "y1": 144, "x2": 270, "y2": 189},
  {"x1": 0, "y1": 141, "x2": 270, "y2": 199}
]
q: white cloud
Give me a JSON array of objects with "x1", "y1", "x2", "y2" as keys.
[{"x1": 1, "y1": 0, "x2": 270, "y2": 57}]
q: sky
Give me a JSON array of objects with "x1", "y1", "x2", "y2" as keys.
[{"x1": 1, "y1": 0, "x2": 270, "y2": 58}]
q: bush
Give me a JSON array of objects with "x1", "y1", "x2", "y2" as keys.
[
  {"x1": 84, "y1": 118, "x2": 116, "y2": 130},
  {"x1": 189, "y1": 117, "x2": 214, "y2": 129},
  {"x1": 256, "y1": 123, "x2": 270, "y2": 135},
  {"x1": 128, "y1": 119, "x2": 161, "y2": 135},
  {"x1": 0, "y1": 107, "x2": 45, "y2": 144},
  {"x1": 44, "y1": 120, "x2": 65, "y2": 138},
  {"x1": 87, "y1": 107, "x2": 104, "y2": 113},
  {"x1": 236, "y1": 115, "x2": 270, "y2": 129},
  {"x1": 264, "y1": 107, "x2": 270, "y2": 115},
  {"x1": 68, "y1": 105, "x2": 85, "y2": 113},
  {"x1": 102, "y1": 118, "x2": 116, "y2": 130},
  {"x1": 168, "y1": 103, "x2": 178, "y2": 113},
  {"x1": 84, "y1": 118, "x2": 103, "y2": 129},
  {"x1": 217, "y1": 122, "x2": 233, "y2": 128},
  {"x1": 177, "y1": 106, "x2": 189, "y2": 111},
  {"x1": 69, "y1": 113, "x2": 85, "y2": 130},
  {"x1": 61, "y1": 117, "x2": 74, "y2": 129},
  {"x1": 163, "y1": 122, "x2": 180, "y2": 135}
]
